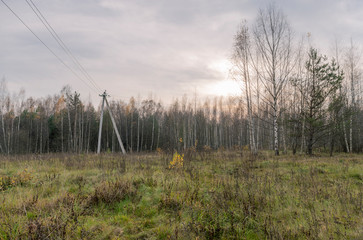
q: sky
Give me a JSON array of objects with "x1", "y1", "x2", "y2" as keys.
[{"x1": 1, "y1": 0, "x2": 363, "y2": 106}]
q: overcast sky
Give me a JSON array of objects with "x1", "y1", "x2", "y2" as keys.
[{"x1": 1, "y1": 0, "x2": 362, "y2": 105}]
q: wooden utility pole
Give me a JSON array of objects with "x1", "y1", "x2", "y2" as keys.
[
  {"x1": 97, "y1": 91, "x2": 106, "y2": 154},
  {"x1": 105, "y1": 97, "x2": 126, "y2": 154},
  {"x1": 97, "y1": 90, "x2": 126, "y2": 154}
]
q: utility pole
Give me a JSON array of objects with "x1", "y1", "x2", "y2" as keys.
[
  {"x1": 97, "y1": 91, "x2": 106, "y2": 154},
  {"x1": 97, "y1": 90, "x2": 126, "y2": 155}
]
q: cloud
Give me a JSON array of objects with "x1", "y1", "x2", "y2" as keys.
[{"x1": 0, "y1": 0, "x2": 362, "y2": 105}]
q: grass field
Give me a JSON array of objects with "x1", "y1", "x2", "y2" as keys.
[{"x1": 0, "y1": 150, "x2": 362, "y2": 239}]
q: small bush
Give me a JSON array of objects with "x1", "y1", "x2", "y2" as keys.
[
  {"x1": 88, "y1": 179, "x2": 138, "y2": 206},
  {"x1": 0, "y1": 169, "x2": 32, "y2": 191},
  {"x1": 159, "y1": 195, "x2": 182, "y2": 213},
  {"x1": 169, "y1": 152, "x2": 184, "y2": 169}
]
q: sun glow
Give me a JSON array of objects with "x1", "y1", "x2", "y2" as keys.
[
  {"x1": 209, "y1": 59, "x2": 232, "y2": 75},
  {"x1": 206, "y1": 80, "x2": 241, "y2": 96},
  {"x1": 205, "y1": 59, "x2": 241, "y2": 96}
]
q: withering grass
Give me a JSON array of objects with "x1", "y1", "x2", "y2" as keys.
[{"x1": 0, "y1": 151, "x2": 362, "y2": 239}]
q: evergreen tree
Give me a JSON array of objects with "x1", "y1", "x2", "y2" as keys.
[{"x1": 302, "y1": 48, "x2": 343, "y2": 155}]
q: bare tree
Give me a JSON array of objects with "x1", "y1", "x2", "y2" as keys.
[
  {"x1": 344, "y1": 39, "x2": 361, "y2": 152},
  {"x1": 253, "y1": 4, "x2": 293, "y2": 155},
  {"x1": 0, "y1": 78, "x2": 8, "y2": 154},
  {"x1": 232, "y1": 21, "x2": 257, "y2": 154}
]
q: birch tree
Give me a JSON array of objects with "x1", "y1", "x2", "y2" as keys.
[
  {"x1": 344, "y1": 39, "x2": 361, "y2": 152},
  {"x1": 253, "y1": 4, "x2": 293, "y2": 155},
  {"x1": 232, "y1": 22, "x2": 257, "y2": 154}
]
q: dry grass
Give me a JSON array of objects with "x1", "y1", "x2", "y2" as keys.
[{"x1": 0, "y1": 151, "x2": 362, "y2": 239}]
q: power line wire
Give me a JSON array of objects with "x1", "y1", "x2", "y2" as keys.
[
  {"x1": 0, "y1": 0, "x2": 99, "y2": 94},
  {"x1": 26, "y1": 0, "x2": 103, "y2": 93}
]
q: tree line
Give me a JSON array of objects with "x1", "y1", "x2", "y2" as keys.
[{"x1": 0, "y1": 4, "x2": 362, "y2": 155}]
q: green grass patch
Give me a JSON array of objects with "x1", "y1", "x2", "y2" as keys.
[{"x1": 0, "y1": 152, "x2": 362, "y2": 239}]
